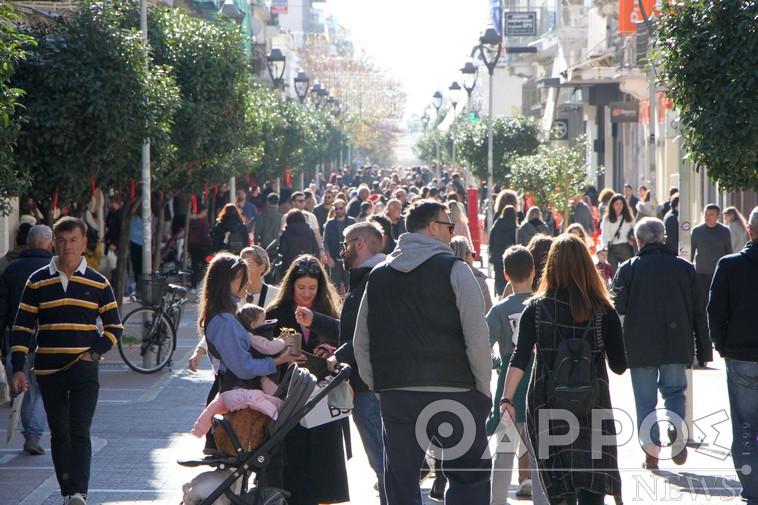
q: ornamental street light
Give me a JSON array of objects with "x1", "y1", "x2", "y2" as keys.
[
  {"x1": 479, "y1": 26, "x2": 502, "y2": 269},
  {"x1": 449, "y1": 81, "x2": 463, "y2": 169},
  {"x1": 310, "y1": 82, "x2": 323, "y2": 107},
  {"x1": 460, "y1": 61, "x2": 478, "y2": 111},
  {"x1": 266, "y1": 48, "x2": 286, "y2": 91},
  {"x1": 294, "y1": 70, "x2": 310, "y2": 103},
  {"x1": 432, "y1": 91, "x2": 443, "y2": 169},
  {"x1": 317, "y1": 87, "x2": 329, "y2": 109}
]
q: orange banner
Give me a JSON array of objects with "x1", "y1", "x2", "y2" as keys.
[{"x1": 619, "y1": 0, "x2": 657, "y2": 33}]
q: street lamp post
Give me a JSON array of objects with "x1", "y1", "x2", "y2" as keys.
[
  {"x1": 460, "y1": 61, "x2": 478, "y2": 187},
  {"x1": 432, "y1": 91, "x2": 443, "y2": 172},
  {"x1": 449, "y1": 81, "x2": 462, "y2": 170},
  {"x1": 294, "y1": 71, "x2": 310, "y2": 104},
  {"x1": 479, "y1": 26, "x2": 502, "y2": 275},
  {"x1": 421, "y1": 109, "x2": 430, "y2": 166},
  {"x1": 266, "y1": 48, "x2": 286, "y2": 91}
]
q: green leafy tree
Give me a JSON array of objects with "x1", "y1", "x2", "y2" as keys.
[
  {"x1": 11, "y1": 1, "x2": 177, "y2": 224},
  {"x1": 0, "y1": 4, "x2": 34, "y2": 215},
  {"x1": 656, "y1": 0, "x2": 758, "y2": 191},
  {"x1": 510, "y1": 139, "x2": 593, "y2": 231},
  {"x1": 447, "y1": 116, "x2": 540, "y2": 183}
]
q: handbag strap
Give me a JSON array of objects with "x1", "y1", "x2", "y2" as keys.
[{"x1": 613, "y1": 219, "x2": 625, "y2": 242}]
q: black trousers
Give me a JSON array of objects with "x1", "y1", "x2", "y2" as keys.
[
  {"x1": 188, "y1": 244, "x2": 210, "y2": 288},
  {"x1": 380, "y1": 389, "x2": 492, "y2": 505},
  {"x1": 129, "y1": 241, "x2": 143, "y2": 287},
  {"x1": 37, "y1": 360, "x2": 100, "y2": 496}
]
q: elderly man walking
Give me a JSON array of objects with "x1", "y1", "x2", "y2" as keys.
[
  {"x1": 612, "y1": 217, "x2": 712, "y2": 470},
  {"x1": 354, "y1": 200, "x2": 492, "y2": 505},
  {"x1": 708, "y1": 206, "x2": 758, "y2": 505}
]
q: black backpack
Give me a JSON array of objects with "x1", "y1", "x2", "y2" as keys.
[{"x1": 538, "y1": 301, "x2": 601, "y2": 417}]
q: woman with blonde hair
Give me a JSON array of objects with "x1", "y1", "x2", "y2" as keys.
[
  {"x1": 448, "y1": 200, "x2": 472, "y2": 246},
  {"x1": 499, "y1": 235, "x2": 627, "y2": 505},
  {"x1": 724, "y1": 206, "x2": 750, "y2": 252}
]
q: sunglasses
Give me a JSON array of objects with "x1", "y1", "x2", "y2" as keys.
[
  {"x1": 340, "y1": 237, "x2": 358, "y2": 249},
  {"x1": 334, "y1": 206, "x2": 345, "y2": 211},
  {"x1": 468, "y1": 250, "x2": 477, "y2": 259},
  {"x1": 294, "y1": 260, "x2": 321, "y2": 277},
  {"x1": 435, "y1": 221, "x2": 455, "y2": 234}
]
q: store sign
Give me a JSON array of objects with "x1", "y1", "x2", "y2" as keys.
[
  {"x1": 610, "y1": 101, "x2": 639, "y2": 123},
  {"x1": 551, "y1": 119, "x2": 569, "y2": 140},
  {"x1": 271, "y1": 0, "x2": 288, "y2": 14},
  {"x1": 504, "y1": 12, "x2": 537, "y2": 37},
  {"x1": 619, "y1": 0, "x2": 657, "y2": 33}
]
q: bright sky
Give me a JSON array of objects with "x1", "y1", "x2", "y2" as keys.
[{"x1": 323, "y1": 0, "x2": 492, "y2": 121}]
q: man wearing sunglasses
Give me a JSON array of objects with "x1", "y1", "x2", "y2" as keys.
[{"x1": 354, "y1": 200, "x2": 492, "y2": 505}]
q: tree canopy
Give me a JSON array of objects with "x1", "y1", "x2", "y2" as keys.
[{"x1": 656, "y1": 0, "x2": 758, "y2": 192}]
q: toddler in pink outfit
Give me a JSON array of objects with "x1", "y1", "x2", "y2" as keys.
[{"x1": 236, "y1": 303, "x2": 294, "y2": 395}]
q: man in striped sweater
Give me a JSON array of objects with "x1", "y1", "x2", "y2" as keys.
[{"x1": 10, "y1": 216, "x2": 123, "y2": 505}]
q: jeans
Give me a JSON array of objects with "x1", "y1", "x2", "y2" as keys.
[
  {"x1": 6, "y1": 354, "x2": 47, "y2": 441},
  {"x1": 352, "y1": 390, "x2": 386, "y2": 505},
  {"x1": 490, "y1": 422, "x2": 547, "y2": 505},
  {"x1": 492, "y1": 260, "x2": 506, "y2": 298},
  {"x1": 381, "y1": 390, "x2": 491, "y2": 505},
  {"x1": 630, "y1": 364, "x2": 687, "y2": 448},
  {"x1": 726, "y1": 358, "x2": 758, "y2": 505},
  {"x1": 37, "y1": 359, "x2": 100, "y2": 496}
]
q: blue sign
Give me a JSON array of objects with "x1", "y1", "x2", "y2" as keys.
[{"x1": 491, "y1": 0, "x2": 503, "y2": 35}]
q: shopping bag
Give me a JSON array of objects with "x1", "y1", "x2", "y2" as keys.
[{"x1": 300, "y1": 383, "x2": 351, "y2": 429}]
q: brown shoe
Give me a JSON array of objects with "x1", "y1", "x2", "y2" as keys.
[{"x1": 642, "y1": 444, "x2": 659, "y2": 470}]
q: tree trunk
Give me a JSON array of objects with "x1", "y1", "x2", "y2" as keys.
[{"x1": 112, "y1": 198, "x2": 139, "y2": 310}]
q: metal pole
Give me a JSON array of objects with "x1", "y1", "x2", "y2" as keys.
[
  {"x1": 140, "y1": 0, "x2": 152, "y2": 276},
  {"x1": 486, "y1": 70, "x2": 495, "y2": 278},
  {"x1": 452, "y1": 105, "x2": 457, "y2": 170}
]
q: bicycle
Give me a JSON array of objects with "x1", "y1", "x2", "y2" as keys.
[{"x1": 118, "y1": 270, "x2": 191, "y2": 373}]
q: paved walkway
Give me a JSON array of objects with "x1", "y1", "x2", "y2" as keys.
[{"x1": 0, "y1": 294, "x2": 747, "y2": 505}]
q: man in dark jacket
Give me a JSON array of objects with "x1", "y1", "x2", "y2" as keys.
[
  {"x1": 613, "y1": 217, "x2": 712, "y2": 470},
  {"x1": 323, "y1": 200, "x2": 356, "y2": 293},
  {"x1": 297, "y1": 221, "x2": 388, "y2": 504},
  {"x1": 663, "y1": 194, "x2": 679, "y2": 254},
  {"x1": 0, "y1": 225, "x2": 53, "y2": 455},
  {"x1": 707, "y1": 206, "x2": 758, "y2": 505},
  {"x1": 354, "y1": 200, "x2": 492, "y2": 505}
]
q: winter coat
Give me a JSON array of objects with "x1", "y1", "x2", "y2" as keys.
[
  {"x1": 518, "y1": 218, "x2": 551, "y2": 246},
  {"x1": 266, "y1": 304, "x2": 349, "y2": 505},
  {"x1": 211, "y1": 218, "x2": 248, "y2": 254},
  {"x1": 489, "y1": 217, "x2": 518, "y2": 264},
  {"x1": 708, "y1": 241, "x2": 758, "y2": 361},
  {"x1": 612, "y1": 243, "x2": 712, "y2": 368},
  {"x1": 277, "y1": 222, "x2": 319, "y2": 272}
]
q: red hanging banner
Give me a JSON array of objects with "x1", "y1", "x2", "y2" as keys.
[
  {"x1": 285, "y1": 169, "x2": 292, "y2": 187},
  {"x1": 53, "y1": 186, "x2": 59, "y2": 210},
  {"x1": 192, "y1": 195, "x2": 198, "y2": 214},
  {"x1": 130, "y1": 179, "x2": 135, "y2": 201}
]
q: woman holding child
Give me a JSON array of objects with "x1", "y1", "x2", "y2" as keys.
[{"x1": 266, "y1": 254, "x2": 350, "y2": 505}]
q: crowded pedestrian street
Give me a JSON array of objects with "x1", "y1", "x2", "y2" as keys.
[{"x1": 0, "y1": 279, "x2": 749, "y2": 504}]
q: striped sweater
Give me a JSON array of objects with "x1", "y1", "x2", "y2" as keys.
[{"x1": 10, "y1": 261, "x2": 123, "y2": 375}]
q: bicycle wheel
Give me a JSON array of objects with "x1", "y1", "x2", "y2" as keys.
[{"x1": 118, "y1": 307, "x2": 176, "y2": 373}]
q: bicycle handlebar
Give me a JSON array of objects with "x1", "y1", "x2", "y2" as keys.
[{"x1": 149, "y1": 269, "x2": 192, "y2": 280}]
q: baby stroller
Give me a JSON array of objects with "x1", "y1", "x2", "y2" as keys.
[{"x1": 179, "y1": 362, "x2": 351, "y2": 505}]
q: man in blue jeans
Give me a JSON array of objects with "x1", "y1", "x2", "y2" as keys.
[
  {"x1": 0, "y1": 225, "x2": 54, "y2": 455},
  {"x1": 708, "y1": 206, "x2": 758, "y2": 505},
  {"x1": 613, "y1": 217, "x2": 712, "y2": 470}
]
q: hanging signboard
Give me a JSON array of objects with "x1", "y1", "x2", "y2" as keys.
[
  {"x1": 610, "y1": 101, "x2": 639, "y2": 123},
  {"x1": 504, "y1": 12, "x2": 537, "y2": 37},
  {"x1": 271, "y1": 0, "x2": 288, "y2": 15}
]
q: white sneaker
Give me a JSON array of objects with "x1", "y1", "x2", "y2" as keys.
[
  {"x1": 516, "y1": 479, "x2": 532, "y2": 498},
  {"x1": 65, "y1": 493, "x2": 87, "y2": 505}
]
